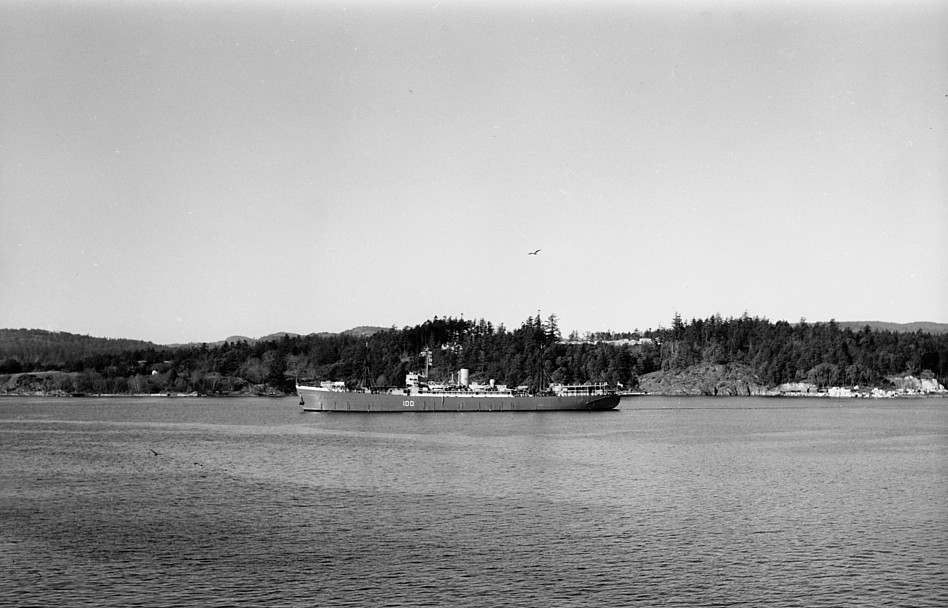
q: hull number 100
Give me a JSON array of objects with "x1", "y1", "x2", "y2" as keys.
[{"x1": 402, "y1": 400, "x2": 415, "y2": 407}]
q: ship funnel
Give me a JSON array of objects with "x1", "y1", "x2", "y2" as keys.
[{"x1": 459, "y1": 368, "x2": 470, "y2": 387}]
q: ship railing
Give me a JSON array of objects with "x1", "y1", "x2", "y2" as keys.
[
  {"x1": 552, "y1": 383, "x2": 613, "y2": 396},
  {"x1": 426, "y1": 389, "x2": 515, "y2": 397},
  {"x1": 317, "y1": 381, "x2": 348, "y2": 392}
]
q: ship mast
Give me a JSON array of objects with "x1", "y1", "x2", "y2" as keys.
[
  {"x1": 536, "y1": 310, "x2": 543, "y2": 394},
  {"x1": 421, "y1": 347, "x2": 431, "y2": 379},
  {"x1": 359, "y1": 340, "x2": 371, "y2": 389}
]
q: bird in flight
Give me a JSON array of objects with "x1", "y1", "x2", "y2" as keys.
[
  {"x1": 528, "y1": 249, "x2": 541, "y2": 255},
  {"x1": 149, "y1": 449, "x2": 161, "y2": 456}
]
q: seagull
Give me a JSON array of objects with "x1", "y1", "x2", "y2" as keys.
[
  {"x1": 149, "y1": 449, "x2": 161, "y2": 456},
  {"x1": 528, "y1": 249, "x2": 541, "y2": 255}
]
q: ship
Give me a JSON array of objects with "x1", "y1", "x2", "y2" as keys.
[{"x1": 296, "y1": 368, "x2": 620, "y2": 413}]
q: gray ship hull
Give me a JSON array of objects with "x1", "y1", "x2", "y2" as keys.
[{"x1": 297, "y1": 385, "x2": 620, "y2": 412}]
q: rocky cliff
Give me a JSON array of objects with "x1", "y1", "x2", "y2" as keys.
[
  {"x1": 887, "y1": 375, "x2": 947, "y2": 393},
  {"x1": 638, "y1": 363, "x2": 768, "y2": 396}
]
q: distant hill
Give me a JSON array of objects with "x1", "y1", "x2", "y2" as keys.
[
  {"x1": 340, "y1": 326, "x2": 388, "y2": 337},
  {"x1": 837, "y1": 321, "x2": 948, "y2": 334},
  {"x1": 209, "y1": 332, "x2": 301, "y2": 346},
  {"x1": 221, "y1": 335, "x2": 254, "y2": 345},
  {"x1": 214, "y1": 328, "x2": 385, "y2": 345},
  {"x1": 259, "y1": 332, "x2": 301, "y2": 342},
  {"x1": 0, "y1": 327, "x2": 388, "y2": 353}
]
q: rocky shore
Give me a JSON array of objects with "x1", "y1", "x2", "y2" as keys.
[
  {"x1": 0, "y1": 371, "x2": 288, "y2": 397},
  {"x1": 637, "y1": 363, "x2": 947, "y2": 398}
]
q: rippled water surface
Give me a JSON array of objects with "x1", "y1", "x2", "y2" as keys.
[{"x1": 2, "y1": 396, "x2": 946, "y2": 606}]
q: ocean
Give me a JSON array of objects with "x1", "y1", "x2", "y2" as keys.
[{"x1": 1, "y1": 395, "x2": 946, "y2": 607}]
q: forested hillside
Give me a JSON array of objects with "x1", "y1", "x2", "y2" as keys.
[
  {"x1": 0, "y1": 329, "x2": 160, "y2": 372},
  {"x1": 651, "y1": 314, "x2": 948, "y2": 394},
  {"x1": 1, "y1": 314, "x2": 947, "y2": 396}
]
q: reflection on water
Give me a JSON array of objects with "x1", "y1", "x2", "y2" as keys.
[{"x1": 1, "y1": 396, "x2": 946, "y2": 607}]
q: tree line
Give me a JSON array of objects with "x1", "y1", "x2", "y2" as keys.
[{"x1": 1, "y1": 314, "x2": 946, "y2": 395}]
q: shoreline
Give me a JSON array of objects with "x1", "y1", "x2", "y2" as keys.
[
  {"x1": 0, "y1": 391, "x2": 289, "y2": 399},
  {"x1": 2, "y1": 390, "x2": 946, "y2": 400}
]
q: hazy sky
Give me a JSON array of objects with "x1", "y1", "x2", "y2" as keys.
[{"x1": 2, "y1": 1, "x2": 946, "y2": 344}]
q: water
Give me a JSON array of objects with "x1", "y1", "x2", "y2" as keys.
[{"x1": 2, "y1": 396, "x2": 946, "y2": 607}]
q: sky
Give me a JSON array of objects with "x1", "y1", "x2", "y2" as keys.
[{"x1": 1, "y1": 0, "x2": 946, "y2": 344}]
